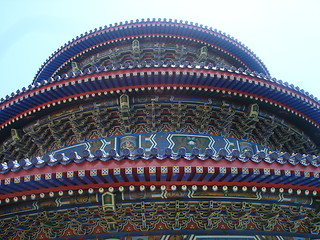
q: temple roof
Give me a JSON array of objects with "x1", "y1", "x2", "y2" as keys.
[
  {"x1": 0, "y1": 64, "x2": 319, "y2": 148},
  {"x1": 1, "y1": 19, "x2": 319, "y2": 141},
  {"x1": 32, "y1": 18, "x2": 270, "y2": 84},
  {"x1": 0, "y1": 19, "x2": 319, "y2": 157},
  {"x1": 1, "y1": 19, "x2": 320, "y2": 240}
]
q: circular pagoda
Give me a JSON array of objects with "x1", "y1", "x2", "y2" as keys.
[{"x1": 0, "y1": 18, "x2": 320, "y2": 240}]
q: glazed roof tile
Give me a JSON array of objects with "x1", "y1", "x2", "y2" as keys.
[
  {"x1": 0, "y1": 64, "x2": 319, "y2": 133},
  {"x1": 1, "y1": 147, "x2": 319, "y2": 174},
  {"x1": 33, "y1": 19, "x2": 269, "y2": 84},
  {"x1": 0, "y1": 147, "x2": 319, "y2": 199}
]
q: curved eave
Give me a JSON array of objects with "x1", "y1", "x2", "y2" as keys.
[
  {"x1": 1, "y1": 66, "x2": 319, "y2": 140},
  {"x1": 0, "y1": 152, "x2": 319, "y2": 201},
  {"x1": 32, "y1": 19, "x2": 269, "y2": 84}
]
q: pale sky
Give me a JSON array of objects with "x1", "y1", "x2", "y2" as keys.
[{"x1": 0, "y1": 0, "x2": 319, "y2": 99}]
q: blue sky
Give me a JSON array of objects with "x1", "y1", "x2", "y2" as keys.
[{"x1": 0, "y1": 0, "x2": 319, "y2": 99}]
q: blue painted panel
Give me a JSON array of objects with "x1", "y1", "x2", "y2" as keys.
[{"x1": 46, "y1": 132, "x2": 271, "y2": 158}]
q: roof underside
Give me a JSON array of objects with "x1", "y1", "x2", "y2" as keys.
[{"x1": 0, "y1": 66, "x2": 319, "y2": 159}]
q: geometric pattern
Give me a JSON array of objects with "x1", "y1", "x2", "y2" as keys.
[
  {"x1": 0, "y1": 19, "x2": 319, "y2": 240},
  {"x1": 1, "y1": 190, "x2": 319, "y2": 239}
]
